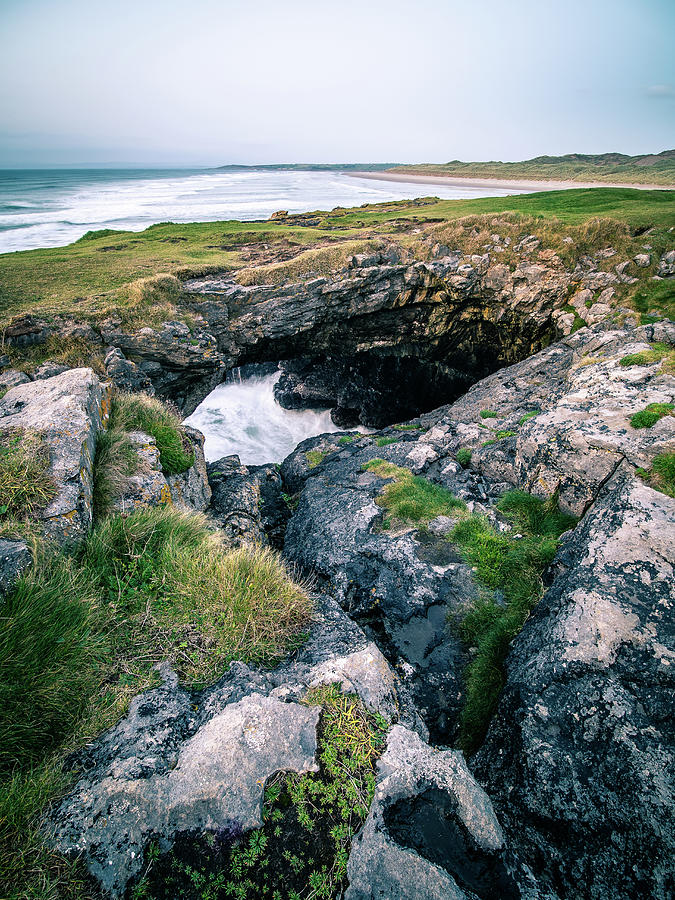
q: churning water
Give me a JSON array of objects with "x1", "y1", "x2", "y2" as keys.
[{"x1": 185, "y1": 370, "x2": 341, "y2": 466}]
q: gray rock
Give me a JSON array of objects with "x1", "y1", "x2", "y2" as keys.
[
  {"x1": 634, "y1": 253, "x2": 651, "y2": 267},
  {"x1": 48, "y1": 691, "x2": 319, "y2": 896},
  {"x1": 166, "y1": 425, "x2": 211, "y2": 512},
  {"x1": 32, "y1": 361, "x2": 70, "y2": 380},
  {"x1": 0, "y1": 369, "x2": 31, "y2": 392},
  {"x1": 0, "y1": 538, "x2": 32, "y2": 598},
  {"x1": 656, "y1": 248, "x2": 675, "y2": 277},
  {"x1": 474, "y1": 468, "x2": 675, "y2": 899},
  {"x1": 104, "y1": 346, "x2": 155, "y2": 395},
  {"x1": 0, "y1": 368, "x2": 111, "y2": 542},
  {"x1": 0, "y1": 353, "x2": 11, "y2": 370},
  {"x1": 345, "y1": 725, "x2": 545, "y2": 900}
]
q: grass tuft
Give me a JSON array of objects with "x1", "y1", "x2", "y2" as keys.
[
  {"x1": 451, "y1": 490, "x2": 576, "y2": 755},
  {"x1": 619, "y1": 342, "x2": 674, "y2": 370},
  {"x1": 480, "y1": 409, "x2": 497, "y2": 419},
  {"x1": 637, "y1": 451, "x2": 675, "y2": 498},
  {"x1": 374, "y1": 436, "x2": 399, "y2": 447},
  {"x1": 305, "y1": 449, "x2": 330, "y2": 469},
  {"x1": 109, "y1": 393, "x2": 194, "y2": 475},
  {"x1": 0, "y1": 429, "x2": 56, "y2": 522},
  {"x1": 363, "y1": 459, "x2": 465, "y2": 528},
  {"x1": 629, "y1": 403, "x2": 674, "y2": 429},
  {"x1": 456, "y1": 448, "x2": 472, "y2": 468}
]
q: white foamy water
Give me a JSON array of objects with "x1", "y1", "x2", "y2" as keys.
[
  {"x1": 185, "y1": 371, "x2": 341, "y2": 466},
  {"x1": 0, "y1": 167, "x2": 534, "y2": 253}
]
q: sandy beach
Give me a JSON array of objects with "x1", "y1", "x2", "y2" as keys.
[{"x1": 349, "y1": 170, "x2": 675, "y2": 192}]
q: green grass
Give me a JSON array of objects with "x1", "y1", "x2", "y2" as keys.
[
  {"x1": 0, "y1": 429, "x2": 56, "y2": 523},
  {"x1": 631, "y1": 280, "x2": 675, "y2": 322},
  {"x1": 338, "y1": 434, "x2": 356, "y2": 444},
  {"x1": 629, "y1": 403, "x2": 674, "y2": 428},
  {"x1": 388, "y1": 151, "x2": 675, "y2": 185},
  {"x1": 362, "y1": 459, "x2": 466, "y2": 528},
  {"x1": 0, "y1": 506, "x2": 311, "y2": 899},
  {"x1": 92, "y1": 428, "x2": 139, "y2": 518},
  {"x1": 374, "y1": 436, "x2": 399, "y2": 447},
  {"x1": 450, "y1": 490, "x2": 576, "y2": 756},
  {"x1": 109, "y1": 393, "x2": 194, "y2": 475},
  {"x1": 1, "y1": 189, "x2": 673, "y2": 334},
  {"x1": 480, "y1": 409, "x2": 497, "y2": 419},
  {"x1": 637, "y1": 452, "x2": 675, "y2": 498},
  {"x1": 619, "y1": 342, "x2": 675, "y2": 370},
  {"x1": 392, "y1": 423, "x2": 421, "y2": 431},
  {"x1": 518, "y1": 410, "x2": 540, "y2": 425},
  {"x1": 133, "y1": 685, "x2": 388, "y2": 900},
  {"x1": 495, "y1": 429, "x2": 517, "y2": 439},
  {"x1": 305, "y1": 449, "x2": 330, "y2": 469},
  {"x1": 456, "y1": 448, "x2": 472, "y2": 468}
]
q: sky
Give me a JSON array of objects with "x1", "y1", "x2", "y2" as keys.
[{"x1": 0, "y1": 0, "x2": 673, "y2": 167}]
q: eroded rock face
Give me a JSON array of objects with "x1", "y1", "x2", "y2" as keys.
[
  {"x1": 345, "y1": 726, "x2": 545, "y2": 900},
  {"x1": 473, "y1": 468, "x2": 675, "y2": 900},
  {"x1": 0, "y1": 368, "x2": 111, "y2": 542}
]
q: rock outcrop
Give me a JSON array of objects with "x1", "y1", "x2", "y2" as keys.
[{"x1": 0, "y1": 368, "x2": 111, "y2": 542}]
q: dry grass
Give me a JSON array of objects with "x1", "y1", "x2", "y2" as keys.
[
  {"x1": 7, "y1": 336, "x2": 106, "y2": 376},
  {"x1": 236, "y1": 240, "x2": 379, "y2": 285}
]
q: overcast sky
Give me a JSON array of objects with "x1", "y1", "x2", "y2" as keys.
[{"x1": 0, "y1": 0, "x2": 673, "y2": 167}]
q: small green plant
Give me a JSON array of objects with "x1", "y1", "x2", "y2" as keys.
[
  {"x1": 0, "y1": 429, "x2": 56, "y2": 522},
  {"x1": 109, "y1": 393, "x2": 194, "y2": 475},
  {"x1": 134, "y1": 685, "x2": 388, "y2": 900},
  {"x1": 374, "y1": 436, "x2": 398, "y2": 447},
  {"x1": 305, "y1": 449, "x2": 330, "y2": 469},
  {"x1": 338, "y1": 434, "x2": 355, "y2": 444},
  {"x1": 456, "y1": 448, "x2": 472, "y2": 468},
  {"x1": 637, "y1": 451, "x2": 675, "y2": 498},
  {"x1": 481, "y1": 439, "x2": 497, "y2": 447},
  {"x1": 450, "y1": 490, "x2": 576, "y2": 755},
  {"x1": 629, "y1": 403, "x2": 674, "y2": 429},
  {"x1": 392, "y1": 423, "x2": 420, "y2": 431},
  {"x1": 495, "y1": 429, "x2": 517, "y2": 439},
  {"x1": 518, "y1": 409, "x2": 540, "y2": 425},
  {"x1": 480, "y1": 409, "x2": 497, "y2": 419},
  {"x1": 619, "y1": 342, "x2": 674, "y2": 370},
  {"x1": 362, "y1": 459, "x2": 465, "y2": 528}
]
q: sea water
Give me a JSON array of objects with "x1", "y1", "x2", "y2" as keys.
[{"x1": 0, "y1": 167, "x2": 532, "y2": 253}]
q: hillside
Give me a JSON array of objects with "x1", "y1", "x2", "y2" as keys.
[{"x1": 388, "y1": 150, "x2": 675, "y2": 185}]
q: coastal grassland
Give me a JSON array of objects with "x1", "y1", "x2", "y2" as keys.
[
  {"x1": 0, "y1": 506, "x2": 312, "y2": 899},
  {"x1": 133, "y1": 685, "x2": 388, "y2": 900},
  {"x1": 387, "y1": 151, "x2": 675, "y2": 185},
  {"x1": 1, "y1": 188, "x2": 673, "y2": 335}
]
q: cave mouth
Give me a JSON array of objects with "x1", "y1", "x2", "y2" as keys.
[{"x1": 184, "y1": 351, "x2": 483, "y2": 465}]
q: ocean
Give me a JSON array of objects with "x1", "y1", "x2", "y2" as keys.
[{"x1": 0, "y1": 167, "x2": 533, "y2": 254}]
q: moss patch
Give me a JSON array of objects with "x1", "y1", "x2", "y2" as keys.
[
  {"x1": 450, "y1": 490, "x2": 576, "y2": 755},
  {"x1": 305, "y1": 449, "x2": 330, "y2": 469},
  {"x1": 629, "y1": 402, "x2": 674, "y2": 429},
  {"x1": 363, "y1": 459, "x2": 465, "y2": 528}
]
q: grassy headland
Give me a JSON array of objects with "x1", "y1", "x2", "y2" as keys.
[{"x1": 386, "y1": 150, "x2": 675, "y2": 186}]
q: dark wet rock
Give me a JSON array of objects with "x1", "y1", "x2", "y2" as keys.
[
  {"x1": 207, "y1": 455, "x2": 288, "y2": 547},
  {"x1": 100, "y1": 319, "x2": 226, "y2": 414},
  {"x1": 2, "y1": 315, "x2": 53, "y2": 348},
  {"x1": 0, "y1": 368, "x2": 31, "y2": 391},
  {"x1": 0, "y1": 368, "x2": 111, "y2": 543},
  {"x1": 345, "y1": 725, "x2": 546, "y2": 900},
  {"x1": 104, "y1": 346, "x2": 155, "y2": 395},
  {"x1": 0, "y1": 537, "x2": 32, "y2": 598},
  {"x1": 32, "y1": 361, "x2": 70, "y2": 380},
  {"x1": 473, "y1": 467, "x2": 675, "y2": 900}
]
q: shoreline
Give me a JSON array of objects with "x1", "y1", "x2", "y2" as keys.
[{"x1": 347, "y1": 170, "x2": 675, "y2": 192}]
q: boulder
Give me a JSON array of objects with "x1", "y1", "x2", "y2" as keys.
[
  {"x1": 656, "y1": 249, "x2": 675, "y2": 277},
  {"x1": 104, "y1": 346, "x2": 155, "y2": 395},
  {"x1": 0, "y1": 369, "x2": 31, "y2": 392},
  {"x1": 0, "y1": 537, "x2": 32, "y2": 598},
  {"x1": 0, "y1": 368, "x2": 111, "y2": 542},
  {"x1": 634, "y1": 253, "x2": 651, "y2": 267},
  {"x1": 207, "y1": 454, "x2": 287, "y2": 547}
]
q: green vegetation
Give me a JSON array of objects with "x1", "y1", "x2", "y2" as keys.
[
  {"x1": 630, "y1": 279, "x2": 675, "y2": 322},
  {"x1": 450, "y1": 490, "x2": 576, "y2": 755},
  {"x1": 388, "y1": 151, "x2": 675, "y2": 185},
  {"x1": 619, "y1": 342, "x2": 674, "y2": 369},
  {"x1": 133, "y1": 685, "x2": 388, "y2": 900},
  {"x1": 637, "y1": 452, "x2": 675, "y2": 498},
  {"x1": 0, "y1": 429, "x2": 56, "y2": 524},
  {"x1": 362, "y1": 459, "x2": 465, "y2": 528},
  {"x1": 495, "y1": 429, "x2": 517, "y2": 439},
  {"x1": 1, "y1": 189, "x2": 673, "y2": 337},
  {"x1": 563, "y1": 304, "x2": 586, "y2": 333},
  {"x1": 374, "y1": 435, "x2": 399, "y2": 447},
  {"x1": 629, "y1": 403, "x2": 674, "y2": 429},
  {"x1": 110, "y1": 393, "x2": 194, "y2": 475},
  {"x1": 338, "y1": 434, "x2": 356, "y2": 444},
  {"x1": 92, "y1": 428, "x2": 139, "y2": 518},
  {"x1": 392, "y1": 423, "x2": 421, "y2": 431},
  {"x1": 305, "y1": 449, "x2": 330, "y2": 469},
  {"x1": 518, "y1": 410, "x2": 540, "y2": 425},
  {"x1": 456, "y1": 448, "x2": 472, "y2": 468},
  {"x1": 0, "y1": 506, "x2": 311, "y2": 899},
  {"x1": 480, "y1": 409, "x2": 497, "y2": 419}
]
